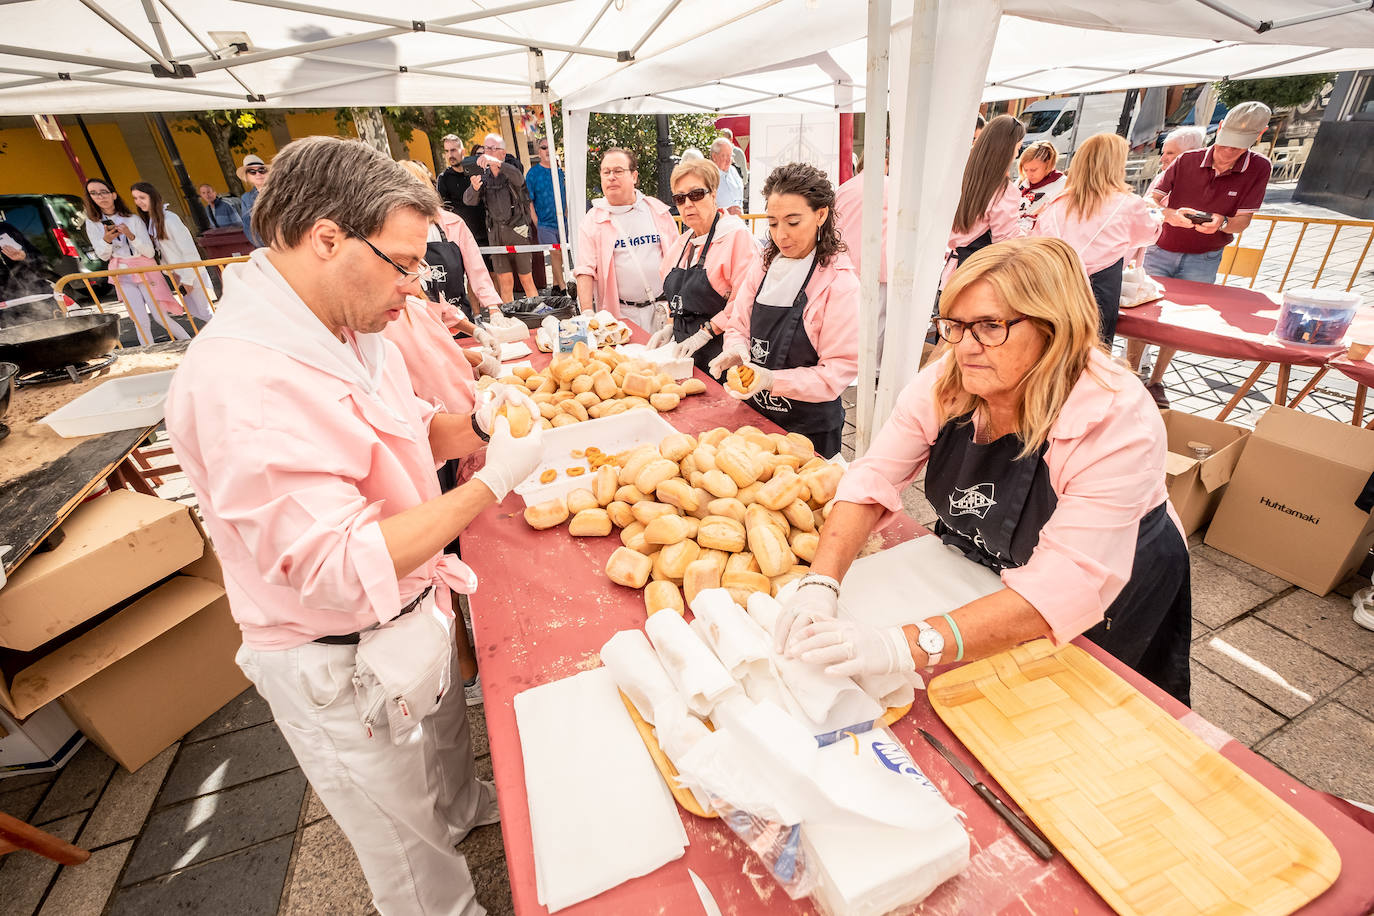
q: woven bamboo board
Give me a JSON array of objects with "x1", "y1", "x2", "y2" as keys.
[{"x1": 928, "y1": 640, "x2": 1341, "y2": 916}]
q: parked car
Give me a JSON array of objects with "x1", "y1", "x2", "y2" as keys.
[
  {"x1": 1018, "y1": 92, "x2": 1132, "y2": 155},
  {"x1": 0, "y1": 193, "x2": 110, "y2": 302}
]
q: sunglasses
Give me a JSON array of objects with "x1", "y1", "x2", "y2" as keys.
[
  {"x1": 344, "y1": 225, "x2": 433, "y2": 286},
  {"x1": 245, "y1": 166, "x2": 268, "y2": 175},
  {"x1": 671, "y1": 188, "x2": 709, "y2": 206}
]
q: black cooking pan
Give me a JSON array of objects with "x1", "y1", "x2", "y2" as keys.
[
  {"x1": 0, "y1": 297, "x2": 61, "y2": 330},
  {"x1": 0, "y1": 314, "x2": 121, "y2": 372}
]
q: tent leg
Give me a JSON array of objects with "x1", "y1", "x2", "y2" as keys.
[{"x1": 855, "y1": 0, "x2": 891, "y2": 457}]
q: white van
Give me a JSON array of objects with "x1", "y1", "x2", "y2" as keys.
[{"x1": 1019, "y1": 92, "x2": 1130, "y2": 154}]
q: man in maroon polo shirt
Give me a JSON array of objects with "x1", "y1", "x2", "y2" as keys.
[{"x1": 1131, "y1": 101, "x2": 1272, "y2": 406}]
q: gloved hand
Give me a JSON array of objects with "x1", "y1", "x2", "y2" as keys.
[
  {"x1": 471, "y1": 323, "x2": 499, "y2": 352},
  {"x1": 646, "y1": 325, "x2": 675, "y2": 350},
  {"x1": 674, "y1": 326, "x2": 713, "y2": 359},
  {"x1": 651, "y1": 300, "x2": 671, "y2": 332},
  {"x1": 726, "y1": 362, "x2": 773, "y2": 400},
  {"x1": 772, "y1": 575, "x2": 839, "y2": 654},
  {"x1": 707, "y1": 344, "x2": 747, "y2": 379},
  {"x1": 788, "y1": 618, "x2": 916, "y2": 679},
  {"x1": 473, "y1": 351, "x2": 502, "y2": 379},
  {"x1": 473, "y1": 384, "x2": 538, "y2": 435},
  {"x1": 473, "y1": 416, "x2": 545, "y2": 502}
]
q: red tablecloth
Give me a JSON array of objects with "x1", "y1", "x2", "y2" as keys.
[
  {"x1": 1329, "y1": 353, "x2": 1374, "y2": 389},
  {"x1": 1118, "y1": 277, "x2": 1346, "y2": 367},
  {"x1": 462, "y1": 336, "x2": 1374, "y2": 916}
]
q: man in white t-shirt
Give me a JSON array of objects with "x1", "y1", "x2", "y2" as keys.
[
  {"x1": 711, "y1": 138, "x2": 745, "y2": 216},
  {"x1": 573, "y1": 147, "x2": 679, "y2": 329}
]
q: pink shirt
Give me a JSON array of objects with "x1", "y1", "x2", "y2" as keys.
[
  {"x1": 573, "y1": 193, "x2": 679, "y2": 317},
  {"x1": 165, "y1": 252, "x2": 477, "y2": 650},
  {"x1": 836, "y1": 350, "x2": 1180, "y2": 644},
  {"x1": 659, "y1": 213, "x2": 761, "y2": 332},
  {"x1": 381, "y1": 296, "x2": 478, "y2": 416},
  {"x1": 1032, "y1": 191, "x2": 1162, "y2": 275},
  {"x1": 437, "y1": 210, "x2": 502, "y2": 316},
  {"x1": 944, "y1": 180, "x2": 1025, "y2": 284},
  {"x1": 834, "y1": 171, "x2": 887, "y2": 283},
  {"x1": 721, "y1": 253, "x2": 860, "y2": 402}
]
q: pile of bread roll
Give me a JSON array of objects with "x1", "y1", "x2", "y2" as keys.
[
  {"x1": 523, "y1": 426, "x2": 845, "y2": 615},
  {"x1": 479, "y1": 343, "x2": 708, "y2": 430}
]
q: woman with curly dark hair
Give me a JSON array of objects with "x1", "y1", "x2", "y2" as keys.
[{"x1": 709, "y1": 162, "x2": 859, "y2": 457}]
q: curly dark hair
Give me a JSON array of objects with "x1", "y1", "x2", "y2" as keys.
[{"x1": 760, "y1": 162, "x2": 846, "y2": 269}]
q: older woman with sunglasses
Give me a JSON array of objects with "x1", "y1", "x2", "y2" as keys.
[
  {"x1": 646, "y1": 158, "x2": 761, "y2": 373},
  {"x1": 776, "y1": 238, "x2": 1192, "y2": 705}
]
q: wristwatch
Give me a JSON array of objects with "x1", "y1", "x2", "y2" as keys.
[
  {"x1": 912, "y1": 619, "x2": 945, "y2": 666},
  {"x1": 470, "y1": 413, "x2": 490, "y2": 443},
  {"x1": 1220, "y1": 215, "x2": 1231, "y2": 231}
]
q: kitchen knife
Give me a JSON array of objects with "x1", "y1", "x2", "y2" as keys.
[
  {"x1": 688, "y1": 868, "x2": 723, "y2": 916},
  {"x1": 919, "y1": 728, "x2": 1055, "y2": 860}
]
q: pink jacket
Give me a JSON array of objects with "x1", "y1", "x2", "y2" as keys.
[
  {"x1": 382, "y1": 296, "x2": 479, "y2": 416},
  {"x1": 834, "y1": 171, "x2": 887, "y2": 283},
  {"x1": 437, "y1": 210, "x2": 502, "y2": 319},
  {"x1": 574, "y1": 193, "x2": 679, "y2": 317},
  {"x1": 721, "y1": 252, "x2": 860, "y2": 402},
  {"x1": 943, "y1": 181, "x2": 1025, "y2": 285},
  {"x1": 659, "y1": 213, "x2": 762, "y2": 333},
  {"x1": 835, "y1": 350, "x2": 1181, "y2": 644},
  {"x1": 165, "y1": 251, "x2": 477, "y2": 650},
  {"x1": 1032, "y1": 191, "x2": 1162, "y2": 275}
]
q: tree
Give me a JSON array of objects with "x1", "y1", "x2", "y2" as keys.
[
  {"x1": 332, "y1": 106, "x2": 494, "y2": 167},
  {"x1": 1215, "y1": 74, "x2": 1333, "y2": 111},
  {"x1": 582, "y1": 113, "x2": 722, "y2": 201},
  {"x1": 175, "y1": 109, "x2": 282, "y2": 195}
]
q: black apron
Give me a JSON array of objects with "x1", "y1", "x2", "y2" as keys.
[
  {"x1": 948, "y1": 228, "x2": 994, "y2": 274},
  {"x1": 664, "y1": 215, "x2": 728, "y2": 373},
  {"x1": 1088, "y1": 257, "x2": 1124, "y2": 345},
  {"x1": 924, "y1": 412, "x2": 1192, "y2": 704},
  {"x1": 423, "y1": 236, "x2": 473, "y2": 322},
  {"x1": 745, "y1": 256, "x2": 845, "y2": 459}
]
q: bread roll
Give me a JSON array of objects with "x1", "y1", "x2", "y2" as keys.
[
  {"x1": 559, "y1": 399, "x2": 590, "y2": 423},
  {"x1": 622, "y1": 373, "x2": 655, "y2": 398},
  {"x1": 716, "y1": 442, "x2": 759, "y2": 489},
  {"x1": 722, "y1": 569, "x2": 771, "y2": 605},
  {"x1": 700, "y1": 469, "x2": 739, "y2": 499},
  {"x1": 650, "y1": 392, "x2": 681, "y2": 411},
  {"x1": 757, "y1": 471, "x2": 806, "y2": 511},
  {"x1": 746, "y1": 503, "x2": 791, "y2": 539},
  {"x1": 789, "y1": 530, "x2": 820, "y2": 563},
  {"x1": 566, "y1": 488, "x2": 599, "y2": 515},
  {"x1": 593, "y1": 372, "x2": 619, "y2": 400},
  {"x1": 551, "y1": 357, "x2": 583, "y2": 384},
  {"x1": 634, "y1": 458, "x2": 680, "y2": 496},
  {"x1": 660, "y1": 383, "x2": 687, "y2": 398},
  {"x1": 782, "y1": 498, "x2": 816, "y2": 532},
  {"x1": 748, "y1": 523, "x2": 796, "y2": 577},
  {"x1": 513, "y1": 365, "x2": 536, "y2": 380},
  {"x1": 619, "y1": 446, "x2": 659, "y2": 487},
  {"x1": 725, "y1": 551, "x2": 760, "y2": 575},
  {"x1": 644, "y1": 513, "x2": 692, "y2": 545},
  {"x1": 739, "y1": 427, "x2": 775, "y2": 453},
  {"x1": 778, "y1": 432, "x2": 815, "y2": 460},
  {"x1": 689, "y1": 488, "x2": 714, "y2": 520},
  {"x1": 692, "y1": 443, "x2": 718, "y2": 472},
  {"x1": 571, "y1": 374, "x2": 595, "y2": 394},
  {"x1": 534, "y1": 376, "x2": 557, "y2": 394},
  {"x1": 594, "y1": 465, "x2": 619, "y2": 507},
  {"x1": 500, "y1": 403, "x2": 533, "y2": 438},
  {"x1": 569, "y1": 508, "x2": 613, "y2": 537},
  {"x1": 736, "y1": 481, "x2": 763, "y2": 505},
  {"x1": 537, "y1": 401, "x2": 559, "y2": 420},
  {"x1": 706, "y1": 497, "x2": 747, "y2": 523},
  {"x1": 682, "y1": 378, "x2": 707, "y2": 395},
  {"x1": 659, "y1": 432, "x2": 697, "y2": 462},
  {"x1": 632, "y1": 501, "x2": 680, "y2": 525},
  {"x1": 645, "y1": 580, "x2": 685, "y2": 616},
  {"x1": 572, "y1": 340, "x2": 592, "y2": 362},
  {"x1": 524, "y1": 497, "x2": 570, "y2": 530},
  {"x1": 683, "y1": 557, "x2": 723, "y2": 603},
  {"x1": 654, "y1": 538, "x2": 700, "y2": 580},
  {"x1": 804, "y1": 464, "x2": 844, "y2": 505},
  {"x1": 696, "y1": 515, "x2": 747, "y2": 552},
  {"x1": 606, "y1": 500, "x2": 635, "y2": 528},
  {"x1": 771, "y1": 564, "x2": 809, "y2": 596},
  {"x1": 698, "y1": 427, "x2": 730, "y2": 447},
  {"x1": 575, "y1": 391, "x2": 601, "y2": 408},
  {"x1": 656, "y1": 478, "x2": 700, "y2": 513}
]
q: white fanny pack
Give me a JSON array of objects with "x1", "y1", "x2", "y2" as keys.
[{"x1": 352, "y1": 589, "x2": 454, "y2": 744}]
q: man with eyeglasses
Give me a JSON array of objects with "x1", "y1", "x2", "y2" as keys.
[
  {"x1": 236, "y1": 153, "x2": 270, "y2": 248},
  {"x1": 165, "y1": 137, "x2": 543, "y2": 916},
  {"x1": 525, "y1": 136, "x2": 568, "y2": 295},
  {"x1": 573, "y1": 147, "x2": 679, "y2": 328},
  {"x1": 463, "y1": 132, "x2": 538, "y2": 303}
]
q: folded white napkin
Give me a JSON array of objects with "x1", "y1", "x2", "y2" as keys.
[{"x1": 645, "y1": 607, "x2": 740, "y2": 717}]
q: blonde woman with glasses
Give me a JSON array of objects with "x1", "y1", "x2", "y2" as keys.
[
  {"x1": 774, "y1": 238, "x2": 1192, "y2": 706},
  {"x1": 1032, "y1": 133, "x2": 1162, "y2": 343}
]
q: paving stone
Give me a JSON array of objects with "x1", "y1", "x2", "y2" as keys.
[
  {"x1": 32, "y1": 742, "x2": 115, "y2": 825},
  {"x1": 473, "y1": 855, "x2": 515, "y2": 916},
  {"x1": 1258, "y1": 589, "x2": 1374, "y2": 670},
  {"x1": 1188, "y1": 553, "x2": 1275, "y2": 629},
  {"x1": 467, "y1": 706, "x2": 489, "y2": 760},
  {"x1": 1191, "y1": 543, "x2": 1292, "y2": 594},
  {"x1": 38, "y1": 839, "x2": 133, "y2": 916},
  {"x1": 1258, "y1": 702, "x2": 1374, "y2": 805},
  {"x1": 0, "y1": 813, "x2": 82, "y2": 916},
  {"x1": 1335, "y1": 674, "x2": 1374, "y2": 718},
  {"x1": 475, "y1": 753, "x2": 493, "y2": 784},
  {"x1": 458, "y1": 822, "x2": 507, "y2": 871},
  {"x1": 107, "y1": 835, "x2": 294, "y2": 916},
  {"x1": 1193, "y1": 617, "x2": 1355, "y2": 717},
  {"x1": 0, "y1": 771, "x2": 58, "y2": 791},
  {"x1": 183, "y1": 688, "x2": 273, "y2": 743},
  {"x1": 0, "y1": 783, "x2": 48, "y2": 821},
  {"x1": 901, "y1": 484, "x2": 938, "y2": 528},
  {"x1": 280, "y1": 817, "x2": 373, "y2": 916},
  {"x1": 79, "y1": 743, "x2": 177, "y2": 848},
  {"x1": 1187, "y1": 662, "x2": 1287, "y2": 747},
  {"x1": 157, "y1": 722, "x2": 296, "y2": 806},
  {"x1": 123, "y1": 768, "x2": 306, "y2": 884},
  {"x1": 300, "y1": 786, "x2": 329, "y2": 826}
]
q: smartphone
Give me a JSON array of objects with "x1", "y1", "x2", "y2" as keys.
[
  {"x1": 101, "y1": 217, "x2": 116, "y2": 228},
  {"x1": 1185, "y1": 211, "x2": 1214, "y2": 225}
]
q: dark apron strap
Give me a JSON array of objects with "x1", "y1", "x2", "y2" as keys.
[{"x1": 1088, "y1": 258, "x2": 1124, "y2": 344}]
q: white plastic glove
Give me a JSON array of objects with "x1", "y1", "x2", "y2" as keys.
[
  {"x1": 651, "y1": 300, "x2": 671, "y2": 332},
  {"x1": 707, "y1": 344, "x2": 747, "y2": 378},
  {"x1": 772, "y1": 576, "x2": 839, "y2": 654},
  {"x1": 473, "y1": 416, "x2": 545, "y2": 502},
  {"x1": 674, "y1": 326, "x2": 713, "y2": 359},
  {"x1": 473, "y1": 384, "x2": 538, "y2": 435},
  {"x1": 788, "y1": 618, "x2": 916, "y2": 679},
  {"x1": 646, "y1": 325, "x2": 675, "y2": 350},
  {"x1": 473, "y1": 351, "x2": 502, "y2": 379},
  {"x1": 726, "y1": 362, "x2": 773, "y2": 400},
  {"x1": 471, "y1": 323, "x2": 499, "y2": 352}
]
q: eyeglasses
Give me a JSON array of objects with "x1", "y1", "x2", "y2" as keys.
[
  {"x1": 245, "y1": 166, "x2": 268, "y2": 175},
  {"x1": 935, "y1": 315, "x2": 1030, "y2": 347},
  {"x1": 89, "y1": 190, "x2": 114, "y2": 197},
  {"x1": 345, "y1": 226, "x2": 433, "y2": 286},
  {"x1": 671, "y1": 188, "x2": 710, "y2": 206},
  {"x1": 600, "y1": 166, "x2": 632, "y2": 179}
]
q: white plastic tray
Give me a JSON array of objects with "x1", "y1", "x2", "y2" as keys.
[
  {"x1": 515, "y1": 409, "x2": 679, "y2": 506},
  {"x1": 41, "y1": 370, "x2": 176, "y2": 438}
]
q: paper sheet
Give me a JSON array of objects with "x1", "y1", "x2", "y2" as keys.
[
  {"x1": 644, "y1": 607, "x2": 740, "y2": 716},
  {"x1": 515, "y1": 668, "x2": 688, "y2": 912},
  {"x1": 837, "y1": 536, "x2": 1003, "y2": 628}
]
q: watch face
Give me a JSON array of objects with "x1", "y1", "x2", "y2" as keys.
[{"x1": 918, "y1": 628, "x2": 945, "y2": 655}]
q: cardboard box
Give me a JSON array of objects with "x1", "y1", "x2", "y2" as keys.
[
  {"x1": 1161, "y1": 410, "x2": 1250, "y2": 536},
  {"x1": 1205, "y1": 407, "x2": 1374, "y2": 595},
  {"x1": 0, "y1": 701, "x2": 84, "y2": 777},
  {"x1": 0, "y1": 489, "x2": 206, "y2": 651}
]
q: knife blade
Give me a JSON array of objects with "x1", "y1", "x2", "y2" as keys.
[
  {"x1": 919, "y1": 728, "x2": 1055, "y2": 860},
  {"x1": 688, "y1": 868, "x2": 723, "y2": 916}
]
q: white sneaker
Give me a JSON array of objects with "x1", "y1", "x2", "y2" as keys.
[
  {"x1": 1353, "y1": 586, "x2": 1374, "y2": 632},
  {"x1": 464, "y1": 674, "x2": 484, "y2": 707},
  {"x1": 451, "y1": 780, "x2": 501, "y2": 846}
]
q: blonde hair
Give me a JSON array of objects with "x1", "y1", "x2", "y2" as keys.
[
  {"x1": 396, "y1": 159, "x2": 436, "y2": 185},
  {"x1": 670, "y1": 158, "x2": 719, "y2": 194},
  {"x1": 1018, "y1": 140, "x2": 1059, "y2": 175},
  {"x1": 1062, "y1": 133, "x2": 1129, "y2": 222},
  {"x1": 954, "y1": 114, "x2": 1025, "y2": 234},
  {"x1": 934, "y1": 238, "x2": 1106, "y2": 458}
]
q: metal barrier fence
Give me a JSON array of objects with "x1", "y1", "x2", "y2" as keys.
[{"x1": 1222, "y1": 213, "x2": 1374, "y2": 294}]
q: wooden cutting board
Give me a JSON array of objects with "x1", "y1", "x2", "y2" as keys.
[{"x1": 928, "y1": 640, "x2": 1341, "y2": 916}]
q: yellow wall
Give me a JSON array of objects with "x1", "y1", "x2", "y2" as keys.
[{"x1": 285, "y1": 110, "x2": 354, "y2": 142}]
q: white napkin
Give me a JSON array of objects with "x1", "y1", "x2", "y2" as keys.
[
  {"x1": 515, "y1": 667, "x2": 689, "y2": 912},
  {"x1": 499, "y1": 340, "x2": 532, "y2": 361},
  {"x1": 644, "y1": 607, "x2": 740, "y2": 717},
  {"x1": 690, "y1": 589, "x2": 795, "y2": 710}
]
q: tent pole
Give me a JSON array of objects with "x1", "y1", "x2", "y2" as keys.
[
  {"x1": 535, "y1": 50, "x2": 572, "y2": 279},
  {"x1": 855, "y1": 0, "x2": 891, "y2": 456},
  {"x1": 151, "y1": 112, "x2": 210, "y2": 232},
  {"x1": 655, "y1": 115, "x2": 673, "y2": 207}
]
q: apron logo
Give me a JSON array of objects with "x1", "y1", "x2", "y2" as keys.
[
  {"x1": 753, "y1": 391, "x2": 791, "y2": 413},
  {"x1": 427, "y1": 264, "x2": 448, "y2": 285},
  {"x1": 750, "y1": 337, "x2": 770, "y2": 363},
  {"x1": 949, "y1": 483, "x2": 996, "y2": 518}
]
